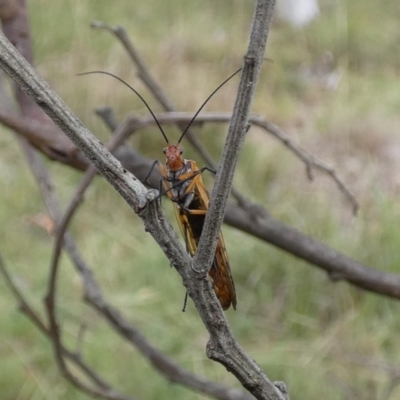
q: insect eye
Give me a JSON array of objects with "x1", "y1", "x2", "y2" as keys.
[
  {"x1": 179, "y1": 148, "x2": 183, "y2": 154},
  {"x1": 163, "y1": 147, "x2": 167, "y2": 154}
]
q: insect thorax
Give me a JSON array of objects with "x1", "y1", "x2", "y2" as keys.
[{"x1": 168, "y1": 160, "x2": 196, "y2": 204}]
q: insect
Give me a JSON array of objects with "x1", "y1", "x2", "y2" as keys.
[
  {"x1": 158, "y1": 132, "x2": 237, "y2": 311},
  {"x1": 154, "y1": 70, "x2": 241, "y2": 310},
  {"x1": 80, "y1": 69, "x2": 240, "y2": 310}
]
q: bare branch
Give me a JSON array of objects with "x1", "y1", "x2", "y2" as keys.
[
  {"x1": 93, "y1": 110, "x2": 394, "y2": 300},
  {"x1": 0, "y1": 8, "x2": 361, "y2": 305},
  {"x1": 0, "y1": 253, "x2": 135, "y2": 400},
  {"x1": 195, "y1": 2, "x2": 272, "y2": 275},
  {"x1": 0, "y1": 104, "x2": 168, "y2": 177},
  {"x1": 90, "y1": 21, "x2": 175, "y2": 113},
  {"x1": 0, "y1": 106, "x2": 89, "y2": 165},
  {"x1": 89, "y1": 18, "x2": 356, "y2": 213},
  {"x1": 47, "y1": 112, "x2": 146, "y2": 292},
  {"x1": 0, "y1": 15, "x2": 109, "y2": 396},
  {"x1": 225, "y1": 204, "x2": 400, "y2": 299},
  {"x1": 96, "y1": 106, "x2": 119, "y2": 131},
  {"x1": 1, "y1": 2, "x2": 396, "y2": 396},
  {"x1": 247, "y1": 115, "x2": 358, "y2": 214},
  {"x1": 44, "y1": 184, "x2": 251, "y2": 400},
  {"x1": 0, "y1": 2, "x2": 166, "y2": 177},
  {"x1": 0, "y1": 21, "x2": 206, "y2": 399},
  {"x1": 105, "y1": 111, "x2": 356, "y2": 212},
  {"x1": 0, "y1": 30, "x2": 150, "y2": 211},
  {"x1": 44, "y1": 113, "x2": 255, "y2": 400},
  {"x1": 0, "y1": 0, "x2": 92, "y2": 171}
]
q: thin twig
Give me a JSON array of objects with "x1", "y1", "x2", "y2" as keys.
[
  {"x1": 195, "y1": 2, "x2": 271, "y2": 274},
  {"x1": 45, "y1": 184, "x2": 252, "y2": 398},
  {"x1": 49, "y1": 114, "x2": 153, "y2": 285},
  {"x1": 96, "y1": 106, "x2": 119, "y2": 131},
  {"x1": 2, "y1": 93, "x2": 375, "y2": 299},
  {"x1": 0, "y1": 30, "x2": 149, "y2": 211},
  {"x1": 249, "y1": 115, "x2": 358, "y2": 214},
  {"x1": 7, "y1": 25, "x2": 138, "y2": 393},
  {"x1": 0, "y1": 23, "x2": 190, "y2": 400},
  {"x1": 224, "y1": 203, "x2": 400, "y2": 298},
  {"x1": 44, "y1": 209, "x2": 134, "y2": 400}
]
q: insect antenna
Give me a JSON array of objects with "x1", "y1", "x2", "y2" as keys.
[
  {"x1": 177, "y1": 67, "x2": 242, "y2": 144},
  {"x1": 77, "y1": 71, "x2": 170, "y2": 144}
]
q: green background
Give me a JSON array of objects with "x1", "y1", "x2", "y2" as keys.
[{"x1": 1, "y1": 1, "x2": 400, "y2": 399}]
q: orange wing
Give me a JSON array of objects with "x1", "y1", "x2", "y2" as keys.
[
  {"x1": 171, "y1": 164, "x2": 236, "y2": 310},
  {"x1": 209, "y1": 232, "x2": 237, "y2": 310}
]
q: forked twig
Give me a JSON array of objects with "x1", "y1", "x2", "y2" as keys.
[{"x1": 249, "y1": 115, "x2": 358, "y2": 214}]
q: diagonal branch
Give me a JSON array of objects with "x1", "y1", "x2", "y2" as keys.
[
  {"x1": 225, "y1": 205, "x2": 400, "y2": 298},
  {"x1": 0, "y1": 1, "x2": 167, "y2": 177},
  {"x1": 0, "y1": 3, "x2": 367, "y2": 307},
  {"x1": 0, "y1": 31, "x2": 148, "y2": 213}
]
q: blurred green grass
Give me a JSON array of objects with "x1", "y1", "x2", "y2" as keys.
[{"x1": 1, "y1": 0, "x2": 400, "y2": 399}]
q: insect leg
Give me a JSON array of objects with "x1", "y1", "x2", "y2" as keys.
[
  {"x1": 183, "y1": 191, "x2": 195, "y2": 209},
  {"x1": 142, "y1": 160, "x2": 160, "y2": 183},
  {"x1": 182, "y1": 293, "x2": 188, "y2": 312},
  {"x1": 200, "y1": 166, "x2": 216, "y2": 175},
  {"x1": 155, "y1": 170, "x2": 200, "y2": 200}
]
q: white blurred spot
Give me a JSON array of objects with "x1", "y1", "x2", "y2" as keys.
[{"x1": 276, "y1": 0, "x2": 320, "y2": 27}]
